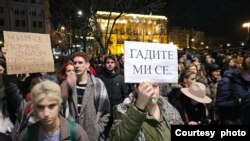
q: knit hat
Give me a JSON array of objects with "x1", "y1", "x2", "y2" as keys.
[{"x1": 207, "y1": 64, "x2": 220, "y2": 74}]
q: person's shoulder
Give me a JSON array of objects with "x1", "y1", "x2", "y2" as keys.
[
  {"x1": 17, "y1": 122, "x2": 40, "y2": 141},
  {"x1": 220, "y1": 69, "x2": 240, "y2": 84},
  {"x1": 223, "y1": 69, "x2": 238, "y2": 78}
]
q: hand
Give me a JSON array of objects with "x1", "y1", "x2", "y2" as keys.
[
  {"x1": 135, "y1": 82, "x2": 155, "y2": 110},
  {"x1": 66, "y1": 74, "x2": 76, "y2": 88}
]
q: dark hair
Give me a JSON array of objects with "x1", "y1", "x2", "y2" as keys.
[
  {"x1": 178, "y1": 70, "x2": 195, "y2": 86},
  {"x1": 104, "y1": 55, "x2": 117, "y2": 64}
]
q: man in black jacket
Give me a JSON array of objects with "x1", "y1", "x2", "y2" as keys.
[
  {"x1": 97, "y1": 55, "x2": 130, "y2": 138},
  {"x1": 216, "y1": 56, "x2": 250, "y2": 124}
]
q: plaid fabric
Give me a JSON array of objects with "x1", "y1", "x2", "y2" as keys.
[{"x1": 65, "y1": 73, "x2": 110, "y2": 141}]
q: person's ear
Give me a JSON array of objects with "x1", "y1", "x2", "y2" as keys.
[
  {"x1": 183, "y1": 78, "x2": 187, "y2": 83},
  {"x1": 86, "y1": 62, "x2": 90, "y2": 68}
]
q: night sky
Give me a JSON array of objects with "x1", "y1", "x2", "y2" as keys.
[
  {"x1": 50, "y1": 0, "x2": 250, "y2": 41},
  {"x1": 162, "y1": 0, "x2": 250, "y2": 40}
]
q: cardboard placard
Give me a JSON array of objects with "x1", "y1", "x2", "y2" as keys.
[{"x1": 4, "y1": 31, "x2": 54, "y2": 74}]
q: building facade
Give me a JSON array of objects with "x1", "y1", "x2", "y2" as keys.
[
  {"x1": 168, "y1": 27, "x2": 205, "y2": 49},
  {"x1": 0, "y1": 0, "x2": 51, "y2": 42},
  {"x1": 96, "y1": 11, "x2": 168, "y2": 54}
]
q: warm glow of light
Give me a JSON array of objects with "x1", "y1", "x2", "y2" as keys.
[
  {"x1": 96, "y1": 11, "x2": 167, "y2": 20},
  {"x1": 243, "y1": 22, "x2": 250, "y2": 28},
  {"x1": 77, "y1": 10, "x2": 82, "y2": 16},
  {"x1": 61, "y1": 26, "x2": 65, "y2": 30}
]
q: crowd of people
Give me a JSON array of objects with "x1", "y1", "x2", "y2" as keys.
[{"x1": 0, "y1": 46, "x2": 250, "y2": 141}]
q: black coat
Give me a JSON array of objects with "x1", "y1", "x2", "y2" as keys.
[
  {"x1": 216, "y1": 69, "x2": 250, "y2": 124},
  {"x1": 97, "y1": 69, "x2": 129, "y2": 111}
]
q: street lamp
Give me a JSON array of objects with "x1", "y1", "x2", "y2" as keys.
[
  {"x1": 77, "y1": 10, "x2": 82, "y2": 17},
  {"x1": 242, "y1": 22, "x2": 250, "y2": 41},
  {"x1": 60, "y1": 26, "x2": 65, "y2": 31}
]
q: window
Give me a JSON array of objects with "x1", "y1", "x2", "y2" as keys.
[
  {"x1": 33, "y1": 21, "x2": 42, "y2": 28},
  {"x1": 31, "y1": 10, "x2": 36, "y2": 16},
  {"x1": 0, "y1": 7, "x2": 3, "y2": 14},
  {"x1": 0, "y1": 19, "x2": 4, "y2": 26},
  {"x1": 30, "y1": 9, "x2": 42, "y2": 16},
  {"x1": 32, "y1": 21, "x2": 37, "y2": 28},
  {"x1": 15, "y1": 20, "x2": 20, "y2": 27},
  {"x1": 38, "y1": 21, "x2": 42, "y2": 28},
  {"x1": 21, "y1": 20, "x2": 26, "y2": 27},
  {"x1": 14, "y1": 8, "x2": 25, "y2": 15},
  {"x1": 36, "y1": 9, "x2": 42, "y2": 16},
  {"x1": 20, "y1": 9, "x2": 25, "y2": 15},
  {"x1": 14, "y1": 9, "x2": 19, "y2": 15}
]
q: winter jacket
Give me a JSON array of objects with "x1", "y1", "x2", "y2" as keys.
[
  {"x1": 97, "y1": 69, "x2": 129, "y2": 110},
  {"x1": 216, "y1": 69, "x2": 250, "y2": 124},
  {"x1": 17, "y1": 116, "x2": 89, "y2": 141},
  {"x1": 110, "y1": 93, "x2": 183, "y2": 141}
]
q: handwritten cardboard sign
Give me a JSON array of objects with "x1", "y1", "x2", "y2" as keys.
[
  {"x1": 4, "y1": 31, "x2": 54, "y2": 74},
  {"x1": 124, "y1": 41, "x2": 178, "y2": 83}
]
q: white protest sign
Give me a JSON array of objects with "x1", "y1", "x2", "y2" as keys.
[
  {"x1": 124, "y1": 41, "x2": 178, "y2": 83},
  {"x1": 4, "y1": 31, "x2": 54, "y2": 74}
]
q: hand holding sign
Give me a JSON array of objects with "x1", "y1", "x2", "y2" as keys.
[{"x1": 135, "y1": 82, "x2": 159, "y2": 110}]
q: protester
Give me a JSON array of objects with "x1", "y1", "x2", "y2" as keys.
[
  {"x1": 61, "y1": 52, "x2": 110, "y2": 141},
  {"x1": 17, "y1": 80, "x2": 89, "y2": 141},
  {"x1": 110, "y1": 81, "x2": 183, "y2": 141},
  {"x1": 177, "y1": 82, "x2": 212, "y2": 125},
  {"x1": 97, "y1": 55, "x2": 130, "y2": 139},
  {"x1": 168, "y1": 70, "x2": 196, "y2": 105},
  {"x1": 216, "y1": 56, "x2": 250, "y2": 124},
  {"x1": 203, "y1": 64, "x2": 221, "y2": 123},
  {"x1": 57, "y1": 60, "x2": 75, "y2": 84},
  {"x1": 117, "y1": 54, "x2": 124, "y2": 75},
  {"x1": 0, "y1": 53, "x2": 13, "y2": 141}
]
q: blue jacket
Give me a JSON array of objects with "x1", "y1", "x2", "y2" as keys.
[{"x1": 216, "y1": 69, "x2": 250, "y2": 124}]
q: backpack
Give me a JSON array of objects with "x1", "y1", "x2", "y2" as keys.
[{"x1": 23, "y1": 120, "x2": 76, "y2": 141}]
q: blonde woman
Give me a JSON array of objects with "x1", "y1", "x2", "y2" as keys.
[{"x1": 17, "y1": 81, "x2": 89, "y2": 141}]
